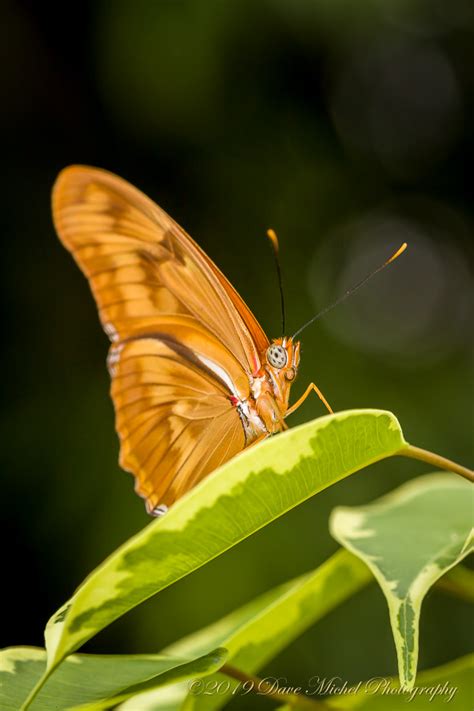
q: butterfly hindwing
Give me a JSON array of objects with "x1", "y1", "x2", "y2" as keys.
[{"x1": 109, "y1": 332, "x2": 246, "y2": 510}]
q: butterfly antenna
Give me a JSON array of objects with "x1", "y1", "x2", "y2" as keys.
[
  {"x1": 267, "y1": 228, "x2": 286, "y2": 333},
  {"x1": 292, "y1": 242, "x2": 408, "y2": 339}
]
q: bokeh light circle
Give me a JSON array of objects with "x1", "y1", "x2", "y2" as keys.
[{"x1": 307, "y1": 202, "x2": 473, "y2": 366}]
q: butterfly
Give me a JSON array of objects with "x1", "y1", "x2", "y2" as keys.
[{"x1": 52, "y1": 166, "x2": 405, "y2": 515}]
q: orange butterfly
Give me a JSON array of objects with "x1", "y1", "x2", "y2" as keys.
[{"x1": 52, "y1": 166, "x2": 405, "y2": 515}]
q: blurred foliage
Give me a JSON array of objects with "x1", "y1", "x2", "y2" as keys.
[{"x1": 1, "y1": 0, "x2": 472, "y2": 703}]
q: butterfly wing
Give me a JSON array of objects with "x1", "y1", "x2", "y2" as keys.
[
  {"x1": 52, "y1": 165, "x2": 267, "y2": 509},
  {"x1": 109, "y1": 323, "x2": 248, "y2": 511},
  {"x1": 52, "y1": 165, "x2": 268, "y2": 373}
]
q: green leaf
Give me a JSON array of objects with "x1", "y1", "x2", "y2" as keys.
[
  {"x1": 71, "y1": 649, "x2": 228, "y2": 711},
  {"x1": 0, "y1": 646, "x2": 226, "y2": 711},
  {"x1": 163, "y1": 548, "x2": 372, "y2": 710},
  {"x1": 43, "y1": 409, "x2": 404, "y2": 680},
  {"x1": 94, "y1": 549, "x2": 370, "y2": 711},
  {"x1": 277, "y1": 654, "x2": 473, "y2": 710},
  {"x1": 330, "y1": 473, "x2": 473, "y2": 690},
  {"x1": 117, "y1": 683, "x2": 190, "y2": 711}
]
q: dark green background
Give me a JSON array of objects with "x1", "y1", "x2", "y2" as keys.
[{"x1": 1, "y1": 1, "x2": 472, "y2": 705}]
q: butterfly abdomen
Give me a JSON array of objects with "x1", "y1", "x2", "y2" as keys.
[{"x1": 235, "y1": 398, "x2": 267, "y2": 443}]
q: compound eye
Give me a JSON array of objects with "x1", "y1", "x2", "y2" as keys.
[{"x1": 266, "y1": 344, "x2": 288, "y2": 369}]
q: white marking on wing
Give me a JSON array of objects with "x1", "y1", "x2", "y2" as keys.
[
  {"x1": 196, "y1": 354, "x2": 241, "y2": 398},
  {"x1": 103, "y1": 321, "x2": 120, "y2": 342}
]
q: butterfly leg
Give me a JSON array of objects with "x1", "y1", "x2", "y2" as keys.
[{"x1": 286, "y1": 382, "x2": 333, "y2": 417}]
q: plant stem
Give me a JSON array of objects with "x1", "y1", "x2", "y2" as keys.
[
  {"x1": 221, "y1": 664, "x2": 330, "y2": 710},
  {"x1": 398, "y1": 445, "x2": 473, "y2": 483}
]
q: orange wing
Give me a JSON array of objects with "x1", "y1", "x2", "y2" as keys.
[
  {"x1": 109, "y1": 326, "x2": 247, "y2": 512},
  {"x1": 52, "y1": 165, "x2": 268, "y2": 373},
  {"x1": 52, "y1": 165, "x2": 268, "y2": 511}
]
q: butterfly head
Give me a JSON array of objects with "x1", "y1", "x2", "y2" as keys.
[{"x1": 265, "y1": 336, "x2": 300, "y2": 383}]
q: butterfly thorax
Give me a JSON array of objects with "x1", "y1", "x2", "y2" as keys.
[{"x1": 236, "y1": 337, "x2": 300, "y2": 440}]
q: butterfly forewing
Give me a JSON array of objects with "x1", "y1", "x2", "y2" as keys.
[
  {"x1": 53, "y1": 166, "x2": 268, "y2": 371},
  {"x1": 52, "y1": 165, "x2": 268, "y2": 510}
]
